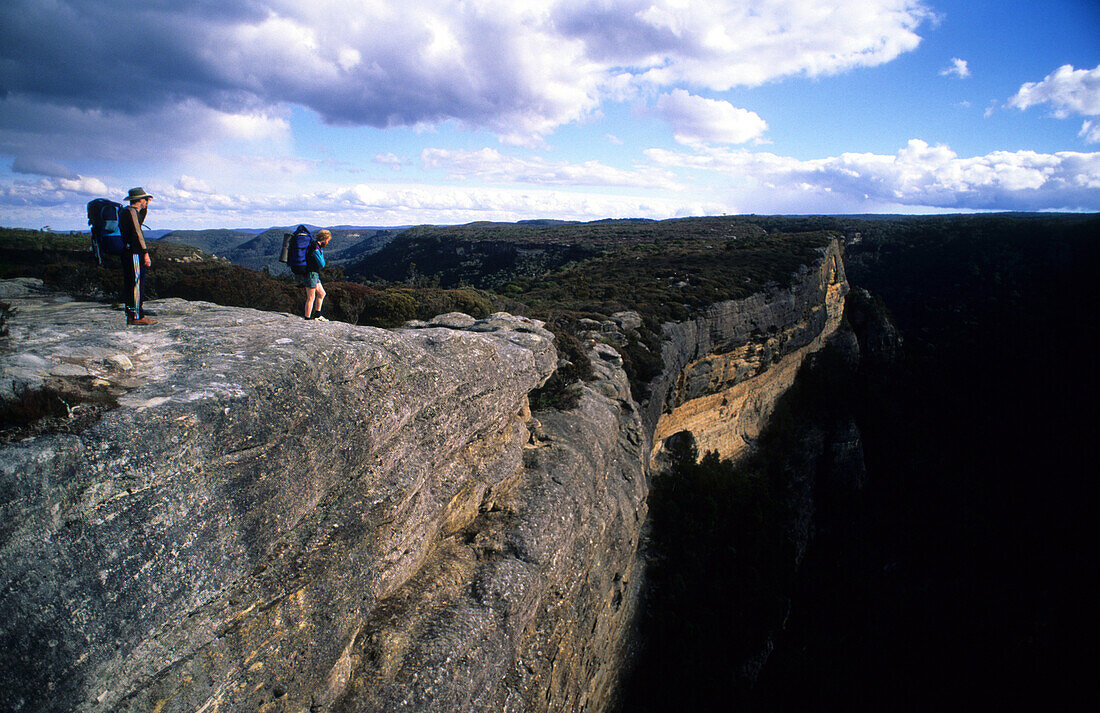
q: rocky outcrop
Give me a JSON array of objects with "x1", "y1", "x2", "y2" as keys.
[
  {"x1": 647, "y1": 241, "x2": 848, "y2": 463},
  {"x1": 0, "y1": 238, "x2": 849, "y2": 713},
  {"x1": 0, "y1": 281, "x2": 645, "y2": 713}
]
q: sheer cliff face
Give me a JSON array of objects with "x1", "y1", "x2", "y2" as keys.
[
  {"x1": 0, "y1": 285, "x2": 645, "y2": 713},
  {"x1": 648, "y1": 241, "x2": 848, "y2": 464},
  {"x1": 0, "y1": 239, "x2": 846, "y2": 713}
]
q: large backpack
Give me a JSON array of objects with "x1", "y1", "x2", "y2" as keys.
[
  {"x1": 284, "y1": 225, "x2": 314, "y2": 274},
  {"x1": 86, "y1": 198, "x2": 128, "y2": 264}
]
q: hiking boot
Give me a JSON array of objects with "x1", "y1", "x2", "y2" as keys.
[{"x1": 127, "y1": 316, "x2": 158, "y2": 326}]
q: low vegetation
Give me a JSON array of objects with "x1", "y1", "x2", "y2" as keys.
[
  {"x1": 0, "y1": 228, "x2": 493, "y2": 328},
  {"x1": 352, "y1": 219, "x2": 834, "y2": 403},
  {"x1": 2, "y1": 220, "x2": 836, "y2": 407}
]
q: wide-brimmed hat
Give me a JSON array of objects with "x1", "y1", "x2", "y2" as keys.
[{"x1": 126, "y1": 187, "x2": 154, "y2": 202}]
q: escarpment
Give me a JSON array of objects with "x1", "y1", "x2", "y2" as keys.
[
  {"x1": 0, "y1": 238, "x2": 848, "y2": 713},
  {"x1": 0, "y1": 282, "x2": 645, "y2": 713},
  {"x1": 646, "y1": 241, "x2": 848, "y2": 464}
]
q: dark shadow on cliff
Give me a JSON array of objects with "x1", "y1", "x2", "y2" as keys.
[
  {"x1": 748, "y1": 215, "x2": 1098, "y2": 712},
  {"x1": 616, "y1": 332, "x2": 862, "y2": 713},
  {"x1": 619, "y1": 214, "x2": 1098, "y2": 713}
]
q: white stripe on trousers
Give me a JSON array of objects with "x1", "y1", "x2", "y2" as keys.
[{"x1": 127, "y1": 253, "x2": 142, "y2": 316}]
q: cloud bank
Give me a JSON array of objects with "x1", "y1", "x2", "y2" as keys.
[
  {"x1": 420, "y1": 148, "x2": 684, "y2": 190},
  {"x1": 4, "y1": 138, "x2": 1094, "y2": 229},
  {"x1": 647, "y1": 140, "x2": 1100, "y2": 212},
  {"x1": 2, "y1": 2, "x2": 1096, "y2": 227},
  {"x1": 0, "y1": 0, "x2": 933, "y2": 157}
]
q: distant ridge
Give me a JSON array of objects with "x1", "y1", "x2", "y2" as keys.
[{"x1": 158, "y1": 225, "x2": 403, "y2": 273}]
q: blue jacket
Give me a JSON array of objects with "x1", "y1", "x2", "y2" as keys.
[{"x1": 307, "y1": 244, "x2": 325, "y2": 272}]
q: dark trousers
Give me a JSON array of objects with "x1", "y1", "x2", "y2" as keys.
[{"x1": 122, "y1": 253, "x2": 146, "y2": 319}]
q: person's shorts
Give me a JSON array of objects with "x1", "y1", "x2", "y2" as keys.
[{"x1": 296, "y1": 271, "x2": 321, "y2": 288}]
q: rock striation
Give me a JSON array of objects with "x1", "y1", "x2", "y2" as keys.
[
  {"x1": 0, "y1": 238, "x2": 848, "y2": 713},
  {"x1": 0, "y1": 282, "x2": 645, "y2": 713},
  {"x1": 646, "y1": 241, "x2": 848, "y2": 464}
]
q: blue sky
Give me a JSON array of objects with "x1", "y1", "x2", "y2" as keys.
[{"x1": 1, "y1": 0, "x2": 1097, "y2": 230}]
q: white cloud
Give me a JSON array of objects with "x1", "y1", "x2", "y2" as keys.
[
  {"x1": 646, "y1": 139, "x2": 1100, "y2": 211},
  {"x1": 1008, "y1": 64, "x2": 1100, "y2": 118},
  {"x1": 309, "y1": 183, "x2": 702, "y2": 224},
  {"x1": 0, "y1": 175, "x2": 111, "y2": 210},
  {"x1": 0, "y1": 182, "x2": 702, "y2": 230},
  {"x1": 374, "y1": 153, "x2": 405, "y2": 171},
  {"x1": 54, "y1": 176, "x2": 110, "y2": 196},
  {"x1": 655, "y1": 90, "x2": 768, "y2": 146},
  {"x1": 1080, "y1": 120, "x2": 1100, "y2": 144},
  {"x1": 176, "y1": 175, "x2": 213, "y2": 194},
  {"x1": 557, "y1": 0, "x2": 932, "y2": 91},
  {"x1": 6, "y1": 135, "x2": 1099, "y2": 229},
  {"x1": 940, "y1": 58, "x2": 970, "y2": 79},
  {"x1": 420, "y1": 147, "x2": 685, "y2": 190},
  {"x1": 0, "y1": 0, "x2": 934, "y2": 151}
]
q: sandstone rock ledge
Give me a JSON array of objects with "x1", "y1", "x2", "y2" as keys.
[
  {"x1": 0, "y1": 280, "x2": 646, "y2": 713},
  {"x1": 647, "y1": 240, "x2": 849, "y2": 464}
]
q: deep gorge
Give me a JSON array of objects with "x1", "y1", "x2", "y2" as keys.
[{"x1": 2, "y1": 213, "x2": 1093, "y2": 712}]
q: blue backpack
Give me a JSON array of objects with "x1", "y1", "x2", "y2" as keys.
[
  {"x1": 87, "y1": 198, "x2": 128, "y2": 264},
  {"x1": 284, "y1": 225, "x2": 314, "y2": 274}
]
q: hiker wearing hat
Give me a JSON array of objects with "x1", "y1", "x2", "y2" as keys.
[{"x1": 119, "y1": 187, "x2": 156, "y2": 326}]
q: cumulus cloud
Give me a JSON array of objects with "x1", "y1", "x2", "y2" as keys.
[
  {"x1": 655, "y1": 90, "x2": 768, "y2": 146},
  {"x1": 554, "y1": 0, "x2": 931, "y2": 90},
  {"x1": 1081, "y1": 120, "x2": 1100, "y2": 144},
  {"x1": 1008, "y1": 64, "x2": 1100, "y2": 118},
  {"x1": 0, "y1": 0, "x2": 933, "y2": 154},
  {"x1": 0, "y1": 175, "x2": 110, "y2": 209},
  {"x1": 646, "y1": 139, "x2": 1100, "y2": 211},
  {"x1": 6, "y1": 136, "x2": 1099, "y2": 228},
  {"x1": 420, "y1": 147, "x2": 684, "y2": 190},
  {"x1": 940, "y1": 58, "x2": 970, "y2": 79},
  {"x1": 176, "y1": 175, "x2": 213, "y2": 194}
]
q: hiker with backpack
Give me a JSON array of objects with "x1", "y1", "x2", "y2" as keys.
[
  {"x1": 301, "y1": 229, "x2": 331, "y2": 320},
  {"x1": 281, "y1": 226, "x2": 332, "y2": 320},
  {"x1": 118, "y1": 187, "x2": 156, "y2": 326}
]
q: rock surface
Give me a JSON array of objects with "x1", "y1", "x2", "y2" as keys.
[
  {"x1": 647, "y1": 241, "x2": 848, "y2": 463},
  {"x1": 0, "y1": 238, "x2": 848, "y2": 713},
  {"x1": 0, "y1": 282, "x2": 645, "y2": 713}
]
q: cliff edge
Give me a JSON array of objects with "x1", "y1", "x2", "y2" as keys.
[
  {"x1": 0, "y1": 282, "x2": 645, "y2": 712},
  {"x1": 0, "y1": 237, "x2": 847, "y2": 713},
  {"x1": 648, "y1": 240, "x2": 848, "y2": 463}
]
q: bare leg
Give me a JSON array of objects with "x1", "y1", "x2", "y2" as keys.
[
  {"x1": 315, "y1": 283, "x2": 326, "y2": 314},
  {"x1": 304, "y1": 287, "x2": 316, "y2": 318}
]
